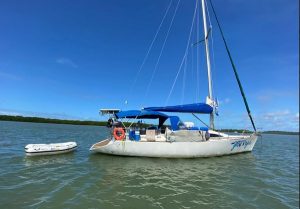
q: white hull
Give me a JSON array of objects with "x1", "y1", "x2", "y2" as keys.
[
  {"x1": 25, "y1": 142, "x2": 77, "y2": 156},
  {"x1": 90, "y1": 134, "x2": 258, "y2": 158}
]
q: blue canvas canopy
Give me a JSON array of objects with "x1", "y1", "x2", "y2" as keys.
[
  {"x1": 144, "y1": 103, "x2": 213, "y2": 114},
  {"x1": 169, "y1": 116, "x2": 181, "y2": 131},
  {"x1": 115, "y1": 110, "x2": 169, "y2": 119},
  {"x1": 115, "y1": 110, "x2": 169, "y2": 127}
]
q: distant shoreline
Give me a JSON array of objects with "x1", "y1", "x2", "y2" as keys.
[
  {"x1": 0, "y1": 115, "x2": 298, "y2": 135},
  {"x1": 0, "y1": 114, "x2": 107, "y2": 126}
]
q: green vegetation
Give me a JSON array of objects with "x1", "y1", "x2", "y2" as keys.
[
  {"x1": 217, "y1": 129, "x2": 299, "y2": 135},
  {"x1": 0, "y1": 115, "x2": 298, "y2": 135},
  {"x1": 261, "y1": 131, "x2": 299, "y2": 135},
  {"x1": 0, "y1": 115, "x2": 107, "y2": 126},
  {"x1": 0, "y1": 115, "x2": 145, "y2": 127},
  {"x1": 217, "y1": 129, "x2": 252, "y2": 134}
]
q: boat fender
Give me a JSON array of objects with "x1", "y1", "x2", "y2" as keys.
[
  {"x1": 205, "y1": 131, "x2": 210, "y2": 141},
  {"x1": 113, "y1": 128, "x2": 125, "y2": 140},
  {"x1": 107, "y1": 118, "x2": 113, "y2": 128}
]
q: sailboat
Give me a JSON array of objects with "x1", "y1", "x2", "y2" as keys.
[{"x1": 90, "y1": 0, "x2": 258, "y2": 158}]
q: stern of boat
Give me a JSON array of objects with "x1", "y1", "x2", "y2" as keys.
[{"x1": 90, "y1": 139, "x2": 111, "y2": 152}]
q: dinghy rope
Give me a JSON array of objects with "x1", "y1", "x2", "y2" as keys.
[{"x1": 208, "y1": 0, "x2": 257, "y2": 132}]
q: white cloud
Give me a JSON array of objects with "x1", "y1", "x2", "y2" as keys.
[
  {"x1": 262, "y1": 110, "x2": 290, "y2": 120},
  {"x1": 255, "y1": 109, "x2": 299, "y2": 131},
  {"x1": 56, "y1": 58, "x2": 78, "y2": 68},
  {"x1": 216, "y1": 109, "x2": 299, "y2": 132},
  {"x1": 224, "y1": 98, "x2": 231, "y2": 103},
  {"x1": 218, "y1": 98, "x2": 231, "y2": 105},
  {"x1": 0, "y1": 110, "x2": 21, "y2": 116},
  {"x1": 293, "y1": 112, "x2": 299, "y2": 122},
  {"x1": 256, "y1": 89, "x2": 297, "y2": 103},
  {"x1": 0, "y1": 71, "x2": 22, "y2": 80}
]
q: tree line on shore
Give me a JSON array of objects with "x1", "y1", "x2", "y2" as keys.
[
  {"x1": 0, "y1": 115, "x2": 298, "y2": 135},
  {"x1": 0, "y1": 115, "x2": 106, "y2": 126}
]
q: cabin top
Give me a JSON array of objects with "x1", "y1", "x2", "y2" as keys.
[{"x1": 99, "y1": 109, "x2": 120, "y2": 115}]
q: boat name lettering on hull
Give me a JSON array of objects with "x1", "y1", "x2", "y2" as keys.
[{"x1": 231, "y1": 140, "x2": 251, "y2": 151}]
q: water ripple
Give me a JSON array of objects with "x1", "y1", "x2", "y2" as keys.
[{"x1": 0, "y1": 122, "x2": 298, "y2": 209}]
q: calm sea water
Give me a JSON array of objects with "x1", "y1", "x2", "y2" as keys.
[{"x1": 0, "y1": 121, "x2": 298, "y2": 209}]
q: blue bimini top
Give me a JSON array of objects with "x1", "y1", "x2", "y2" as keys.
[{"x1": 115, "y1": 110, "x2": 169, "y2": 127}]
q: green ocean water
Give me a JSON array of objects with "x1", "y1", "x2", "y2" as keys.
[{"x1": 0, "y1": 121, "x2": 299, "y2": 209}]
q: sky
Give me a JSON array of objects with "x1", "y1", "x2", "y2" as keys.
[{"x1": 0, "y1": 0, "x2": 299, "y2": 131}]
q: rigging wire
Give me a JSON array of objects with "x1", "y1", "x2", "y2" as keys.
[
  {"x1": 196, "y1": 1, "x2": 200, "y2": 101},
  {"x1": 191, "y1": 32, "x2": 195, "y2": 102},
  {"x1": 208, "y1": 0, "x2": 257, "y2": 132},
  {"x1": 143, "y1": 0, "x2": 181, "y2": 102},
  {"x1": 196, "y1": 0, "x2": 201, "y2": 102},
  {"x1": 181, "y1": 55, "x2": 187, "y2": 104},
  {"x1": 204, "y1": 0, "x2": 218, "y2": 128},
  {"x1": 192, "y1": 113, "x2": 209, "y2": 128},
  {"x1": 210, "y1": 26, "x2": 217, "y2": 98},
  {"x1": 204, "y1": 0, "x2": 212, "y2": 28},
  {"x1": 128, "y1": 0, "x2": 174, "y2": 96},
  {"x1": 204, "y1": 0, "x2": 217, "y2": 99},
  {"x1": 165, "y1": 0, "x2": 199, "y2": 105}
]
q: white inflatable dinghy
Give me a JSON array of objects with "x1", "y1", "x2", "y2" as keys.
[{"x1": 25, "y1": 142, "x2": 77, "y2": 156}]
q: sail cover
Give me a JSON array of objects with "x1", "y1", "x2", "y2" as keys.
[{"x1": 144, "y1": 103, "x2": 213, "y2": 114}]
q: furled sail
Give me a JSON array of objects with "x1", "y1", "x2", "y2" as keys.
[{"x1": 144, "y1": 103, "x2": 213, "y2": 114}]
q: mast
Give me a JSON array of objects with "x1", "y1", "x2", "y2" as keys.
[
  {"x1": 201, "y1": 0, "x2": 214, "y2": 129},
  {"x1": 208, "y1": 0, "x2": 257, "y2": 132}
]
